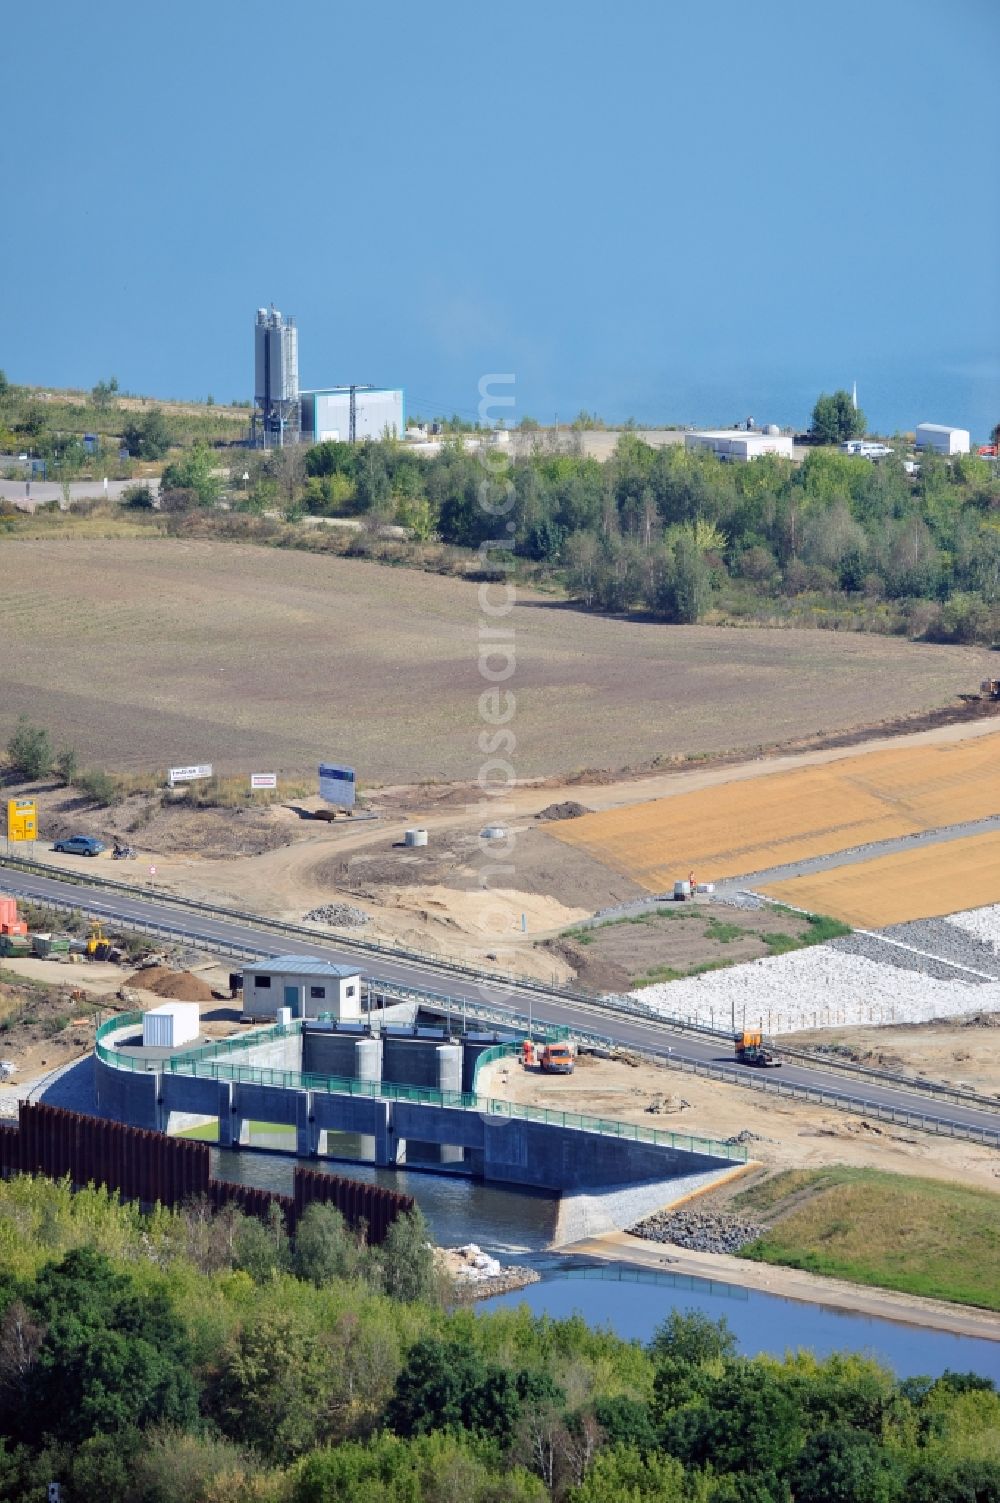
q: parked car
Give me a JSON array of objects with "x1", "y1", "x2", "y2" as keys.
[{"x1": 52, "y1": 835, "x2": 106, "y2": 857}]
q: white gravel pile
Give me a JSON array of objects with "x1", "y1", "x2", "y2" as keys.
[
  {"x1": 947, "y1": 904, "x2": 1000, "y2": 954},
  {"x1": 633, "y1": 944, "x2": 1000, "y2": 1034}
]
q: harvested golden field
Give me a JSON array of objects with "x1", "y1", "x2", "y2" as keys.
[
  {"x1": 0, "y1": 538, "x2": 988, "y2": 783},
  {"x1": 548, "y1": 734, "x2": 1000, "y2": 888},
  {"x1": 760, "y1": 829, "x2": 1000, "y2": 927}
]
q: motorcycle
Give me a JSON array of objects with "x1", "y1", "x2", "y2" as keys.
[{"x1": 112, "y1": 843, "x2": 137, "y2": 860}]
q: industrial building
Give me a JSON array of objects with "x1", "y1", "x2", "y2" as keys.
[
  {"x1": 684, "y1": 429, "x2": 794, "y2": 462},
  {"x1": 915, "y1": 423, "x2": 971, "y2": 456},
  {"x1": 251, "y1": 305, "x2": 403, "y2": 447},
  {"x1": 300, "y1": 386, "x2": 404, "y2": 443},
  {"x1": 241, "y1": 955, "x2": 362, "y2": 1023},
  {"x1": 253, "y1": 307, "x2": 300, "y2": 446}
]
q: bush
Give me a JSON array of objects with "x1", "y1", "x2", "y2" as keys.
[
  {"x1": 931, "y1": 591, "x2": 993, "y2": 645},
  {"x1": 54, "y1": 745, "x2": 78, "y2": 784},
  {"x1": 73, "y1": 768, "x2": 120, "y2": 806},
  {"x1": 121, "y1": 482, "x2": 155, "y2": 510},
  {"x1": 6, "y1": 716, "x2": 52, "y2": 779}
]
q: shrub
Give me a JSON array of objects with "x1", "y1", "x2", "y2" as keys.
[
  {"x1": 120, "y1": 482, "x2": 155, "y2": 510},
  {"x1": 6, "y1": 716, "x2": 52, "y2": 779},
  {"x1": 54, "y1": 745, "x2": 78, "y2": 784},
  {"x1": 73, "y1": 768, "x2": 120, "y2": 806}
]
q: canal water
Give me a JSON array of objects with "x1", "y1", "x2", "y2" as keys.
[{"x1": 211, "y1": 1147, "x2": 1000, "y2": 1382}]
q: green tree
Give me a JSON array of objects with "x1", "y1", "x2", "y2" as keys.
[
  {"x1": 292, "y1": 1203, "x2": 365, "y2": 1286},
  {"x1": 790, "y1": 1425, "x2": 905, "y2": 1503},
  {"x1": 121, "y1": 408, "x2": 172, "y2": 460},
  {"x1": 8, "y1": 1248, "x2": 198, "y2": 1447},
  {"x1": 54, "y1": 745, "x2": 77, "y2": 784},
  {"x1": 91, "y1": 377, "x2": 119, "y2": 409},
  {"x1": 212, "y1": 1308, "x2": 332, "y2": 1461},
  {"x1": 567, "y1": 1447, "x2": 691, "y2": 1503},
  {"x1": 377, "y1": 1208, "x2": 439, "y2": 1304},
  {"x1": 160, "y1": 443, "x2": 221, "y2": 506},
  {"x1": 6, "y1": 717, "x2": 52, "y2": 779},
  {"x1": 810, "y1": 389, "x2": 867, "y2": 445},
  {"x1": 232, "y1": 1201, "x2": 290, "y2": 1282},
  {"x1": 649, "y1": 1310, "x2": 738, "y2": 1368}
]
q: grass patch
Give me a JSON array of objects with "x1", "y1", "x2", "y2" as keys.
[
  {"x1": 735, "y1": 1166, "x2": 1000, "y2": 1310},
  {"x1": 705, "y1": 918, "x2": 745, "y2": 944},
  {"x1": 174, "y1": 1121, "x2": 296, "y2": 1143}
]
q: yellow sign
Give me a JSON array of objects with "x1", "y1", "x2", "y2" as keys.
[{"x1": 6, "y1": 799, "x2": 37, "y2": 842}]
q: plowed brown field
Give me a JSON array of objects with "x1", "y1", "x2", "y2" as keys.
[
  {"x1": 0, "y1": 539, "x2": 987, "y2": 783},
  {"x1": 760, "y1": 830, "x2": 1000, "y2": 928},
  {"x1": 546, "y1": 734, "x2": 1000, "y2": 889}
]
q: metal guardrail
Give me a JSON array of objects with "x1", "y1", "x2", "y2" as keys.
[
  {"x1": 774, "y1": 1043, "x2": 1000, "y2": 1117},
  {"x1": 1, "y1": 853, "x2": 721, "y2": 1038},
  {"x1": 94, "y1": 1014, "x2": 748, "y2": 1162},
  {"x1": 21, "y1": 867, "x2": 1000, "y2": 1150}
]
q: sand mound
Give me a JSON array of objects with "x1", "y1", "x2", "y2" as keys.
[{"x1": 127, "y1": 966, "x2": 213, "y2": 1002}]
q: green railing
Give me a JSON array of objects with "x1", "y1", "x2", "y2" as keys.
[{"x1": 94, "y1": 1015, "x2": 746, "y2": 1161}]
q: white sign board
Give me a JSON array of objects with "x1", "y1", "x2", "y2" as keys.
[
  {"x1": 319, "y1": 762, "x2": 356, "y2": 808},
  {"x1": 168, "y1": 764, "x2": 213, "y2": 787},
  {"x1": 250, "y1": 772, "x2": 277, "y2": 790}
]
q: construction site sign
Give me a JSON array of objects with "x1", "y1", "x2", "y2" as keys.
[
  {"x1": 168, "y1": 764, "x2": 213, "y2": 787},
  {"x1": 250, "y1": 773, "x2": 277, "y2": 790},
  {"x1": 319, "y1": 763, "x2": 356, "y2": 808},
  {"x1": 6, "y1": 799, "x2": 37, "y2": 842}
]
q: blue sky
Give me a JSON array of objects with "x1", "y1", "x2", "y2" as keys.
[{"x1": 3, "y1": 0, "x2": 998, "y2": 434}]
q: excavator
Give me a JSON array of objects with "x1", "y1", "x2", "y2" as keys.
[{"x1": 85, "y1": 920, "x2": 121, "y2": 963}]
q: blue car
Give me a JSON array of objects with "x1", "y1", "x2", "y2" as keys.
[{"x1": 52, "y1": 835, "x2": 106, "y2": 857}]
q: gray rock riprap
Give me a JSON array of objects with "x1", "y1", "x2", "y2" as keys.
[
  {"x1": 880, "y1": 918, "x2": 1000, "y2": 978},
  {"x1": 628, "y1": 1207, "x2": 767, "y2": 1254},
  {"x1": 303, "y1": 903, "x2": 371, "y2": 928},
  {"x1": 829, "y1": 931, "x2": 993, "y2": 983}
]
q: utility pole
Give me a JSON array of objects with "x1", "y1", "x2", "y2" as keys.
[{"x1": 349, "y1": 384, "x2": 356, "y2": 444}]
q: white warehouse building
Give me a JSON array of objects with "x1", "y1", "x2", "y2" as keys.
[
  {"x1": 241, "y1": 955, "x2": 363, "y2": 1023},
  {"x1": 914, "y1": 423, "x2": 970, "y2": 456},
  {"x1": 684, "y1": 430, "x2": 794, "y2": 463},
  {"x1": 300, "y1": 387, "x2": 404, "y2": 443}
]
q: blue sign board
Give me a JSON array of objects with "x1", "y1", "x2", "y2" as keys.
[
  {"x1": 83, "y1": 434, "x2": 98, "y2": 455},
  {"x1": 318, "y1": 763, "x2": 356, "y2": 808}
]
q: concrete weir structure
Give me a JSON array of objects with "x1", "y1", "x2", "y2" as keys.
[{"x1": 95, "y1": 1008, "x2": 745, "y2": 1196}]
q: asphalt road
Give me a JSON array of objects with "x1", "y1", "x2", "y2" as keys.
[
  {"x1": 0, "y1": 478, "x2": 160, "y2": 510},
  {"x1": 4, "y1": 865, "x2": 999, "y2": 1143}
]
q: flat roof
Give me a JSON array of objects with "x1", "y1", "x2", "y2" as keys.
[
  {"x1": 688, "y1": 430, "x2": 789, "y2": 442},
  {"x1": 301, "y1": 387, "x2": 402, "y2": 398},
  {"x1": 243, "y1": 955, "x2": 361, "y2": 978}
]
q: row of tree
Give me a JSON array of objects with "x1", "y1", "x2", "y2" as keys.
[
  {"x1": 0, "y1": 1174, "x2": 996, "y2": 1503},
  {"x1": 293, "y1": 426, "x2": 1000, "y2": 637}
]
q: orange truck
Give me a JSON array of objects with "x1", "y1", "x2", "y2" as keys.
[
  {"x1": 521, "y1": 1039, "x2": 576, "y2": 1074},
  {"x1": 734, "y1": 1030, "x2": 780, "y2": 1068}
]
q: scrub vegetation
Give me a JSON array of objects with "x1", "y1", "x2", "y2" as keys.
[
  {"x1": 736, "y1": 1167, "x2": 1000, "y2": 1310},
  {"x1": 0, "y1": 1173, "x2": 997, "y2": 1503}
]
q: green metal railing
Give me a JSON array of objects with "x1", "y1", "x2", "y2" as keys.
[{"x1": 94, "y1": 1015, "x2": 747, "y2": 1161}]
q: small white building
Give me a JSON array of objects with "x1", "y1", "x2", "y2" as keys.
[
  {"x1": 915, "y1": 423, "x2": 970, "y2": 456},
  {"x1": 684, "y1": 430, "x2": 794, "y2": 463},
  {"x1": 241, "y1": 955, "x2": 362, "y2": 1023},
  {"x1": 142, "y1": 1002, "x2": 201, "y2": 1049}
]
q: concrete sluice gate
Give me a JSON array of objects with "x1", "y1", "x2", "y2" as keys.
[{"x1": 95, "y1": 1015, "x2": 744, "y2": 1194}]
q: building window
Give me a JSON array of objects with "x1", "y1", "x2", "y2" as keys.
[
  {"x1": 310, "y1": 985, "x2": 326, "y2": 1000},
  {"x1": 256, "y1": 975, "x2": 271, "y2": 989},
  {"x1": 345, "y1": 985, "x2": 356, "y2": 998}
]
